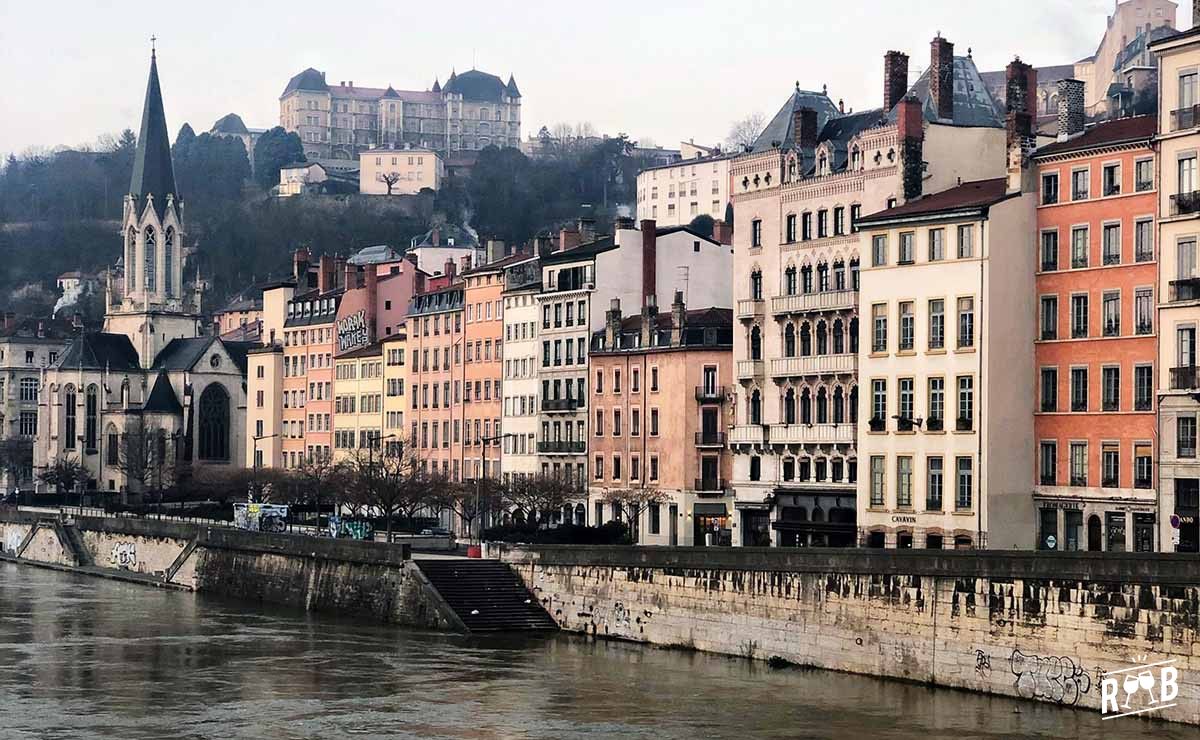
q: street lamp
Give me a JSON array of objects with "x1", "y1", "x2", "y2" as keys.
[
  {"x1": 475, "y1": 432, "x2": 515, "y2": 543},
  {"x1": 252, "y1": 433, "x2": 280, "y2": 503}
]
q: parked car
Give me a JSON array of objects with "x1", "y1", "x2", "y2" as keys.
[{"x1": 420, "y1": 527, "x2": 453, "y2": 537}]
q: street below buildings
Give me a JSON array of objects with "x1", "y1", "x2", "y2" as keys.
[{"x1": 0, "y1": 563, "x2": 1186, "y2": 739}]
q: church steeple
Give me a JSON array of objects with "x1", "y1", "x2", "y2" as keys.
[{"x1": 130, "y1": 46, "x2": 179, "y2": 221}]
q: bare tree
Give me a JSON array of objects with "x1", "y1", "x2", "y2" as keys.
[
  {"x1": 295, "y1": 454, "x2": 348, "y2": 524},
  {"x1": 38, "y1": 455, "x2": 85, "y2": 495},
  {"x1": 600, "y1": 487, "x2": 669, "y2": 544},
  {"x1": 379, "y1": 171, "x2": 403, "y2": 196},
  {"x1": 504, "y1": 473, "x2": 579, "y2": 529},
  {"x1": 348, "y1": 442, "x2": 422, "y2": 542},
  {"x1": 114, "y1": 419, "x2": 155, "y2": 498},
  {"x1": 725, "y1": 112, "x2": 767, "y2": 152},
  {"x1": 436, "y1": 476, "x2": 502, "y2": 542},
  {"x1": 0, "y1": 438, "x2": 33, "y2": 494}
]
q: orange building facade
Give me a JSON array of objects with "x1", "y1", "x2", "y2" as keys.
[
  {"x1": 462, "y1": 258, "x2": 513, "y2": 480},
  {"x1": 281, "y1": 290, "x2": 340, "y2": 466},
  {"x1": 406, "y1": 281, "x2": 465, "y2": 479},
  {"x1": 1032, "y1": 115, "x2": 1158, "y2": 552}
]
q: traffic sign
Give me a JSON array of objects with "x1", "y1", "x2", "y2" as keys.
[{"x1": 1171, "y1": 514, "x2": 1181, "y2": 529}]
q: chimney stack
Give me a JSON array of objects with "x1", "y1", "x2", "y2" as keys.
[
  {"x1": 883, "y1": 50, "x2": 909, "y2": 111},
  {"x1": 897, "y1": 95, "x2": 925, "y2": 202},
  {"x1": 641, "y1": 294, "x2": 657, "y2": 347},
  {"x1": 614, "y1": 216, "x2": 635, "y2": 230},
  {"x1": 1057, "y1": 78, "x2": 1086, "y2": 141},
  {"x1": 640, "y1": 219, "x2": 657, "y2": 309},
  {"x1": 318, "y1": 254, "x2": 336, "y2": 293},
  {"x1": 1005, "y1": 57, "x2": 1037, "y2": 193},
  {"x1": 293, "y1": 248, "x2": 311, "y2": 282},
  {"x1": 444, "y1": 258, "x2": 456, "y2": 279},
  {"x1": 558, "y1": 227, "x2": 580, "y2": 253},
  {"x1": 1005, "y1": 57, "x2": 1037, "y2": 116},
  {"x1": 486, "y1": 239, "x2": 506, "y2": 264},
  {"x1": 670, "y1": 290, "x2": 686, "y2": 346},
  {"x1": 577, "y1": 213, "x2": 597, "y2": 244},
  {"x1": 431, "y1": 227, "x2": 441, "y2": 247},
  {"x1": 712, "y1": 219, "x2": 733, "y2": 245},
  {"x1": 605, "y1": 298, "x2": 622, "y2": 349},
  {"x1": 930, "y1": 35, "x2": 955, "y2": 121},
  {"x1": 795, "y1": 107, "x2": 819, "y2": 148}
]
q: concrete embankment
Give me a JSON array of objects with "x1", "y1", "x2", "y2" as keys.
[
  {"x1": 0, "y1": 509, "x2": 463, "y2": 631},
  {"x1": 499, "y1": 544, "x2": 1200, "y2": 725}
]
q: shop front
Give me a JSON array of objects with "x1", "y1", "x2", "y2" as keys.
[
  {"x1": 1033, "y1": 495, "x2": 1156, "y2": 552},
  {"x1": 769, "y1": 490, "x2": 856, "y2": 548},
  {"x1": 693, "y1": 502, "x2": 732, "y2": 547}
]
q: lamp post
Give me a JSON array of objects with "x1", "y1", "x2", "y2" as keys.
[
  {"x1": 252, "y1": 433, "x2": 280, "y2": 503},
  {"x1": 476, "y1": 432, "x2": 515, "y2": 543}
]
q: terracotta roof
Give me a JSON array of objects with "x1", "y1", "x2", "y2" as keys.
[
  {"x1": 857, "y1": 178, "x2": 1011, "y2": 224},
  {"x1": 1033, "y1": 115, "x2": 1156, "y2": 158}
]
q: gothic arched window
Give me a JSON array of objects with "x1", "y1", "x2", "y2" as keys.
[
  {"x1": 144, "y1": 226, "x2": 157, "y2": 294},
  {"x1": 749, "y1": 389, "x2": 762, "y2": 425},
  {"x1": 750, "y1": 270, "x2": 763, "y2": 300},
  {"x1": 63, "y1": 384, "x2": 77, "y2": 450},
  {"x1": 784, "y1": 324, "x2": 796, "y2": 357},
  {"x1": 800, "y1": 388, "x2": 812, "y2": 425},
  {"x1": 750, "y1": 326, "x2": 762, "y2": 360},
  {"x1": 198, "y1": 383, "x2": 230, "y2": 461},
  {"x1": 817, "y1": 262, "x2": 830, "y2": 292},
  {"x1": 784, "y1": 266, "x2": 797, "y2": 296},
  {"x1": 833, "y1": 319, "x2": 845, "y2": 354},
  {"x1": 816, "y1": 387, "x2": 829, "y2": 424},
  {"x1": 850, "y1": 258, "x2": 860, "y2": 290},
  {"x1": 164, "y1": 227, "x2": 174, "y2": 297},
  {"x1": 784, "y1": 388, "x2": 796, "y2": 424},
  {"x1": 833, "y1": 260, "x2": 846, "y2": 291},
  {"x1": 85, "y1": 384, "x2": 98, "y2": 451},
  {"x1": 816, "y1": 321, "x2": 828, "y2": 355},
  {"x1": 126, "y1": 228, "x2": 137, "y2": 292},
  {"x1": 849, "y1": 386, "x2": 859, "y2": 423},
  {"x1": 850, "y1": 317, "x2": 860, "y2": 354},
  {"x1": 800, "y1": 323, "x2": 812, "y2": 356},
  {"x1": 833, "y1": 387, "x2": 846, "y2": 424},
  {"x1": 801, "y1": 265, "x2": 813, "y2": 293}
]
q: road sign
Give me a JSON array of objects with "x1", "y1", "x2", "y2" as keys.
[
  {"x1": 1045, "y1": 534, "x2": 1057, "y2": 549},
  {"x1": 1171, "y1": 514, "x2": 1182, "y2": 529}
]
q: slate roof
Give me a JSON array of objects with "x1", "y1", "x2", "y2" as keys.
[
  {"x1": 0, "y1": 317, "x2": 76, "y2": 340},
  {"x1": 223, "y1": 341, "x2": 255, "y2": 374},
  {"x1": 442, "y1": 69, "x2": 510, "y2": 102},
  {"x1": 382, "y1": 85, "x2": 401, "y2": 99},
  {"x1": 143, "y1": 370, "x2": 183, "y2": 414},
  {"x1": 539, "y1": 236, "x2": 618, "y2": 266},
  {"x1": 56, "y1": 333, "x2": 141, "y2": 371},
  {"x1": 211, "y1": 113, "x2": 249, "y2": 135},
  {"x1": 338, "y1": 342, "x2": 383, "y2": 360},
  {"x1": 152, "y1": 336, "x2": 215, "y2": 371},
  {"x1": 130, "y1": 51, "x2": 180, "y2": 220},
  {"x1": 506, "y1": 74, "x2": 521, "y2": 97},
  {"x1": 348, "y1": 244, "x2": 403, "y2": 265},
  {"x1": 282, "y1": 67, "x2": 329, "y2": 96},
  {"x1": 857, "y1": 177, "x2": 1012, "y2": 225},
  {"x1": 751, "y1": 88, "x2": 842, "y2": 152},
  {"x1": 1033, "y1": 115, "x2": 1156, "y2": 158},
  {"x1": 892, "y1": 55, "x2": 1005, "y2": 128},
  {"x1": 410, "y1": 223, "x2": 480, "y2": 248},
  {"x1": 593, "y1": 307, "x2": 734, "y2": 352}
]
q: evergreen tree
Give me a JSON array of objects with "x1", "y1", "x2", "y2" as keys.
[{"x1": 252, "y1": 127, "x2": 305, "y2": 190}]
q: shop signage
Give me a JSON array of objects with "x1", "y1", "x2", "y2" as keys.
[
  {"x1": 891, "y1": 515, "x2": 917, "y2": 524},
  {"x1": 337, "y1": 309, "x2": 369, "y2": 353},
  {"x1": 1038, "y1": 500, "x2": 1083, "y2": 510},
  {"x1": 1045, "y1": 534, "x2": 1057, "y2": 549}
]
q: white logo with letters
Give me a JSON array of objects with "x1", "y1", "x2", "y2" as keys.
[{"x1": 1101, "y1": 659, "x2": 1178, "y2": 720}]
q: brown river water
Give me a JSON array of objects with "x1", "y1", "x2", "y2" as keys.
[{"x1": 0, "y1": 562, "x2": 1189, "y2": 739}]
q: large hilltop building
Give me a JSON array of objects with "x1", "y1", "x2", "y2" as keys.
[{"x1": 279, "y1": 67, "x2": 521, "y2": 163}]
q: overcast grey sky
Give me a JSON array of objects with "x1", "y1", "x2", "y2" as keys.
[{"x1": 0, "y1": 0, "x2": 1189, "y2": 157}]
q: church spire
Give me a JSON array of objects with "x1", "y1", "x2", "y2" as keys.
[{"x1": 130, "y1": 44, "x2": 179, "y2": 220}]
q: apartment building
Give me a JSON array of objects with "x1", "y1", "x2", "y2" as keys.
[
  {"x1": 332, "y1": 343, "x2": 384, "y2": 462},
  {"x1": 462, "y1": 255, "x2": 511, "y2": 480},
  {"x1": 588, "y1": 295, "x2": 734, "y2": 545},
  {"x1": 1151, "y1": 22, "x2": 1200, "y2": 552},
  {"x1": 381, "y1": 333, "x2": 408, "y2": 454},
  {"x1": 281, "y1": 290, "x2": 340, "y2": 467},
  {"x1": 729, "y1": 37, "x2": 1012, "y2": 547},
  {"x1": 500, "y1": 256, "x2": 542, "y2": 484},
  {"x1": 359, "y1": 148, "x2": 444, "y2": 195},
  {"x1": 406, "y1": 280, "x2": 466, "y2": 480},
  {"x1": 636, "y1": 149, "x2": 736, "y2": 226},
  {"x1": 0, "y1": 316, "x2": 72, "y2": 491},
  {"x1": 1031, "y1": 109, "x2": 1158, "y2": 552}
]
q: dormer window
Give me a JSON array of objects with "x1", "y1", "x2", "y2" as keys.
[{"x1": 818, "y1": 153, "x2": 827, "y2": 175}]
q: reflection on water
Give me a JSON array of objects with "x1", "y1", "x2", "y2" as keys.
[{"x1": 0, "y1": 563, "x2": 1186, "y2": 739}]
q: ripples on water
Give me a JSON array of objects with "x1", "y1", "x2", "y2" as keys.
[{"x1": 0, "y1": 563, "x2": 1187, "y2": 739}]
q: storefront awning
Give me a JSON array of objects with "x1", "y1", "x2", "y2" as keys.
[{"x1": 694, "y1": 503, "x2": 728, "y2": 516}]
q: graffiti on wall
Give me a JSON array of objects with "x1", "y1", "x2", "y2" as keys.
[
  {"x1": 4, "y1": 530, "x2": 22, "y2": 555},
  {"x1": 110, "y1": 542, "x2": 137, "y2": 570},
  {"x1": 234, "y1": 503, "x2": 288, "y2": 533},
  {"x1": 336, "y1": 309, "x2": 369, "y2": 353},
  {"x1": 974, "y1": 649, "x2": 992, "y2": 679},
  {"x1": 1010, "y1": 649, "x2": 1092, "y2": 705}
]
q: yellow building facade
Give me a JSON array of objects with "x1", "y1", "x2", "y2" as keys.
[{"x1": 332, "y1": 342, "x2": 384, "y2": 462}]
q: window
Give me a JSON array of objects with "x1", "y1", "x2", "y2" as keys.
[
  {"x1": 871, "y1": 235, "x2": 887, "y2": 267},
  {"x1": 1040, "y1": 367, "x2": 1058, "y2": 412},
  {"x1": 870, "y1": 456, "x2": 885, "y2": 507},
  {"x1": 898, "y1": 302, "x2": 914, "y2": 351},
  {"x1": 63, "y1": 386, "x2": 76, "y2": 449},
  {"x1": 1179, "y1": 416, "x2": 1197, "y2": 458},
  {"x1": 1040, "y1": 296, "x2": 1058, "y2": 340},
  {"x1": 1102, "y1": 224, "x2": 1121, "y2": 265},
  {"x1": 786, "y1": 213, "x2": 797, "y2": 242},
  {"x1": 1135, "y1": 443, "x2": 1153, "y2": 488},
  {"x1": 1071, "y1": 227, "x2": 1089, "y2": 268},
  {"x1": 1102, "y1": 443, "x2": 1120, "y2": 487},
  {"x1": 872, "y1": 303, "x2": 887, "y2": 353},
  {"x1": 19, "y1": 411, "x2": 36, "y2": 437},
  {"x1": 1102, "y1": 367, "x2": 1120, "y2": 411},
  {"x1": 1135, "y1": 159, "x2": 1153, "y2": 192},
  {"x1": 1071, "y1": 294, "x2": 1089, "y2": 338},
  {"x1": 19, "y1": 377, "x2": 38, "y2": 402},
  {"x1": 1041, "y1": 172, "x2": 1059, "y2": 205},
  {"x1": 1071, "y1": 169, "x2": 1089, "y2": 200},
  {"x1": 1102, "y1": 163, "x2": 1120, "y2": 196},
  {"x1": 957, "y1": 225, "x2": 973, "y2": 258},
  {"x1": 896, "y1": 456, "x2": 913, "y2": 508},
  {"x1": 1135, "y1": 365, "x2": 1153, "y2": 411},
  {"x1": 871, "y1": 379, "x2": 887, "y2": 429},
  {"x1": 955, "y1": 457, "x2": 973, "y2": 510},
  {"x1": 1071, "y1": 367, "x2": 1088, "y2": 411},
  {"x1": 594, "y1": 456, "x2": 604, "y2": 480},
  {"x1": 926, "y1": 457, "x2": 943, "y2": 510},
  {"x1": 834, "y1": 206, "x2": 845, "y2": 235},
  {"x1": 1135, "y1": 219, "x2": 1153, "y2": 262},
  {"x1": 956, "y1": 297, "x2": 974, "y2": 348},
  {"x1": 928, "y1": 228, "x2": 944, "y2": 261},
  {"x1": 751, "y1": 219, "x2": 762, "y2": 248},
  {"x1": 1102, "y1": 292, "x2": 1120, "y2": 336},
  {"x1": 898, "y1": 378, "x2": 914, "y2": 429},
  {"x1": 650, "y1": 408, "x2": 659, "y2": 436},
  {"x1": 1039, "y1": 441, "x2": 1057, "y2": 486},
  {"x1": 1135, "y1": 289, "x2": 1153, "y2": 334},
  {"x1": 817, "y1": 210, "x2": 828, "y2": 237},
  {"x1": 1040, "y1": 230, "x2": 1058, "y2": 271},
  {"x1": 594, "y1": 409, "x2": 604, "y2": 436},
  {"x1": 928, "y1": 299, "x2": 944, "y2": 350},
  {"x1": 1070, "y1": 442, "x2": 1088, "y2": 485},
  {"x1": 956, "y1": 376, "x2": 973, "y2": 431},
  {"x1": 898, "y1": 232, "x2": 914, "y2": 264},
  {"x1": 650, "y1": 367, "x2": 659, "y2": 391},
  {"x1": 612, "y1": 455, "x2": 622, "y2": 480},
  {"x1": 802, "y1": 212, "x2": 812, "y2": 240},
  {"x1": 928, "y1": 377, "x2": 944, "y2": 426}
]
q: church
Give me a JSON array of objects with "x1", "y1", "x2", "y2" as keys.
[{"x1": 33, "y1": 49, "x2": 251, "y2": 496}]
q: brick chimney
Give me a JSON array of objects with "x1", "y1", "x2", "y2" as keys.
[
  {"x1": 1, "y1": 311, "x2": 14, "y2": 331},
  {"x1": 712, "y1": 220, "x2": 733, "y2": 245},
  {"x1": 558, "y1": 227, "x2": 580, "y2": 253},
  {"x1": 1005, "y1": 57, "x2": 1037, "y2": 116},
  {"x1": 930, "y1": 35, "x2": 955, "y2": 122},
  {"x1": 430, "y1": 227, "x2": 441, "y2": 247},
  {"x1": 293, "y1": 248, "x2": 311, "y2": 282},
  {"x1": 883, "y1": 50, "x2": 909, "y2": 111},
  {"x1": 897, "y1": 95, "x2": 925, "y2": 201},
  {"x1": 317, "y1": 254, "x2": 336, "y2": 293},
  {"x1": 1057, "y1": 78, "x2": 1086, "y2": 141},
  {"x1": 577, "y1": 214, "x2": 597, "y2": 244},
  {"x1": 795, "y1": 108, "x2": 819, "y2": 148},
  {"x1": 640, "y1": 219, "x2": 657, "y2": 309},
  {"x1": 605, "y1": 298, "x2": 622, "y2": 349},
  {"x1": 1005, "y1": 57, "x2": 1037, "y2": 193},
  {"x1": 641, "y1": 294, "x2": 658, "y2": 347},
  {"x1": 670, "y1": 290, "x2": 686, "y2": 346},
  {"x1": 444, "y1": 258, "x2": 456, "y2": 280}
]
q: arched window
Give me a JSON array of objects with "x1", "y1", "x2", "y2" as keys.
[
  {"x1": 750, "y1": 326, "x2": 762, "y2": 360},
  {"x1": 63, "y1": 384, "x2": 77, "y2": 450},
  {"x1": 143, "y1": 226, "x2": 157, "y2": 293},
  {"x1": 198, "y1": 383, "x2": 230, "y2": 461},
  {"x1": 833, "y1": 319, "x2": 845, "y2": 354},
  {"x1": 849, "y1": 386, "x2": 859, "y2": 423},
  {"x1": 849, "y1": 317, "x2": 860, "y2": 354},
  {"x1": 833, "y1": 387, "x2": 845, "y2": 424},
  {"x1": 784, "y1": 266, "x2": 797, "y2": 296},
  {"x1": 784, "y1": 324, "x2": 796, "y2": 357},
  {"x1": 126, "y1": 228, "x2": 136, "y2": 292},
  {"x1": 800, "y1": 323, "x2": 812, "y2": 356},
  {"x1": 801, "y1": 265, "x2": 813, "y2": 293},
  {"x1": 164, "y1": 227, "x2": 174, "y2": 297},
  {"x1": 105, "y1": 423, "x2": 119, "y2": 466},
  {"x1": 850, "y1": 258, "x2": 860, "y2": 290},
  {"x1": 833, "y1": 260, "x2": 846, "y2": 291},
  {"x1": 816, "y1": 387, "x2": 829, "y2": 424},
  {"x1": 818, "y1": 153, "x2": 827, "y2": 174},
  {"x1": 816, "y1": 321, "x2": 828, "y2": 355},
  {"x1": 817, "y1": 262, "x2": 830, "y2": 292},
  {"x1": 784, "y1": 388, "x2": 796, "y2": 424},
  {"x1": 800, "y1": 388, "x2": 812, "y2": 425},
  {"x1": 750, "y1": 270, "x2": 762, "y2": 300},
  {"x1": 120, "y1": 378, "x2": 130, "y2": 407},
  {"x1": 749, "y1": 389, "x2": 762, "y2": 425},
  {"x1": 85, "y1": 384, "x2": 98, "y2": 451}
]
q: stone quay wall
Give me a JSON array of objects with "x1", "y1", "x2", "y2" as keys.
[
  {"x1": 499, "y1": 545, "x2": 1200, "y2": 725},
  {"x1": 0, "y1": 510, "x2": 461, "y2": 631}
]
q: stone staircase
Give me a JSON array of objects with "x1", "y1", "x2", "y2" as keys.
[{"x1": 415, "y1": 559, "x2": 557, "y2": 632}]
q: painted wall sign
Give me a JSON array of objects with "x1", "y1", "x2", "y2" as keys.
[
  {"x1": 337, "y1": 309, "x2": 370, "y2": 353},
  {"x1": 890, "y1": 515, "x2": 917, "y2": 524}
]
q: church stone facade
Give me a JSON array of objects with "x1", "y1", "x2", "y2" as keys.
[{"x1": 33, "y1": 50, "x2": 251, "y2": 497}]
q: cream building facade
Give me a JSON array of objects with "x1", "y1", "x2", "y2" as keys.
[
  {"x1": 500, "y1": 257, "x2": 541, "y2": 483},
  {"x1": 382, "y1": 333, "x2": 408, "y2": 455},
  {"x1": 636, "y1": 150, "x2": 735, "y2": 227},
  {"x1": 332, "y1": 343, "x2": 384, "y2": 462},
  {"x1": 359, "y1": 148, "x2": 444, "y2": 195}
]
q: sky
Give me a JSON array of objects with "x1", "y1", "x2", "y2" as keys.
[{"x1": 0, "y1": 0, "x2": 1191, "y2": 157}]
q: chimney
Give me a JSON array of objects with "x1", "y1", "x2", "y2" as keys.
[
  {"x1": 293, "y1": 248, "x2": 311, "y2": 282},
  {"x1": 460, "y1": 255, "x2": 471, "y2": 273},
  {"x1": 883, "y1": 50, "x2": 909, "y2": 111},
  {"x1": 558, "y1": 227, "x2": 580, "y2": 253},
  {"x1": 712, "y1": 219, "x2": 733, "y2": 245},
  {"x1": 930, "y1": 35, "x2": 955, "y2": 121},
  {"x1": 431, "y1": 227, "x2": 441, "y2": 247},
  {"x1": 1005, "y1": 57, "x2": 1037, "y2": 116},
  {"x1": 1057, "y1": 78, "x2": 1086, "y2": 141},
  {"x1": 578, "y1": 213, "x2": 597, "y2": 244},
  {"x1": 318, "y1": 254, "x2": 336, "y2": 293},
  {"x1": 794, "y1": 107, "x2": 818, "y2": 148},
  {"x1": 605, "y1": 298, "x2": 622, "y2": 349},
  {"x1": 37, "y1": 321, "x2": 44, "y2": 338},
  {"x1": 1005, "y1": 58, "x2": 1037, "y2": 193},
  {"x1": 486, "y1": 239, "x2": 506, "y2": 264},
  {"x1": 670, "y1": 290, "x2": 686, "y2": 346},
  {"x1": 2, "y1": 311, "x2": 14, "y2": 331},
  {"x1": 444, "y1": 258, "x2": 456, "y2": 279},
  {"x1": 614, "y1": 216, "x2": 635, "y2": 230},
  {"x1": 640, "y1": 219, "x2": 657, "y2": 308},
  {"x1": 641, "y1": 294, "x2": 658, "y2": 347},
  {"x1": 897, "y1": 95, "x2": 925, "y2": 201}
]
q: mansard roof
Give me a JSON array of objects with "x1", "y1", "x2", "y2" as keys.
[
  {"x1": 1032, "y1": 114, "x2": 1155, "y2": 158},
  {"x1": 56, "y1": 332, "x2": 141, "y2": 371},
  {"x1": 211, "y1": 113, "x2": 249, "y2": 134},
  {"x1": 130, "y1": 51, "x2": 180, "y2": 221},
  {"x1": 857, "y1": 177, "x2": 1012, "y2": 225},
  {"x1": 890, "y1": 55, "x2": 1005, "y2": 128},
  {"x1": 282, "y1": 67, "x2": 329, "y2": 96},
  {"x1": 751, "y1": 87, "x2": 841, "y2": 152},
  {"x1": 143, "y1": 370, "x2": 183, "y2": 414},
  {"x1": 442, "y1": 69, "x2": 509, "y2": 102}
]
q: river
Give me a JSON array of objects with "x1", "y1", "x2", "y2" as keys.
[{"x1": 0, "y1": 563, "x2": 1186, "y2": 739}]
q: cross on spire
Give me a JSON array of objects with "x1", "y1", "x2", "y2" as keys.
[{"x1": 151, "y1": 34, "x2": 157, "y2": 57}]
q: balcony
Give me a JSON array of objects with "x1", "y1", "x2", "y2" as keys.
[
  {"x1": 868, "y1": 417, "x2": 885, "y2": 433},
  {"x1": 736, "y1": 299, "x2": 764, "y2": 320},
  {"x1": 729, "y1": 425, "x2": 766, "y2": 445},
  {"x1": 926, "y1": 417, "x2": 944, "y2": 432},
  {"x1": 771, "y1": 290, "x2": 858, "y2": 315},
  {"x1": 769, "y1": 353, "x2": 857, "y2": 378},
  {"x1": 897, "y1": 418, "x2": 914, "y2": 432},
  {"x1": 541, "y1": 398, "x2": 579, "y2": 413},
  {"x1": 1172, "y1": 366, "x2": 1200, "y2": 390},
  {"x1": 1136, "y1": 321, "x2": 1153, "y2": 335},
  {"x1": 695, "y1": 431, "x2": 727, "y2": 447},
  {"x1": 695, "y1": 385, "x2": 727, "y2": 403},
  {"x1": 1171, "y1": 191, "x2": 1200, "y2": 217},
  {"x1": 1171, "y1": 104, "x2": 1200, "y2": 132},
  {"x1": 1135, "y1": 475, "x2": 1152, "y2": 489},
  {"x1": 537, "y1": 440, "x2": 586, "y2": 454},
  {"x1": 956, "y1": 416, "x2": 974, "y2": 432},
  {"x1": 768, "y1": 423, "x2": 855, "y2": 445},
  {"x1": 693, "y1": 478, "x2": 727, "y2": 494},
  {"x1": 1040, "y1": 327, "x2": 1057, "y2": 341},
  {"x1": 1070, "y1": 475, "x2": 1088, "y2": 487},
  {"x1": 737, "y1": 360, "x2": 764, "y2": 379},
  {"x1": 1170, "y1": 278, "x2": 1200, "y2": 302}
]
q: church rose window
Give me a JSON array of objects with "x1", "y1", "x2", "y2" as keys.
[{"x1": 198, "y1": 384, "x2": 230, "y2": 461}]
